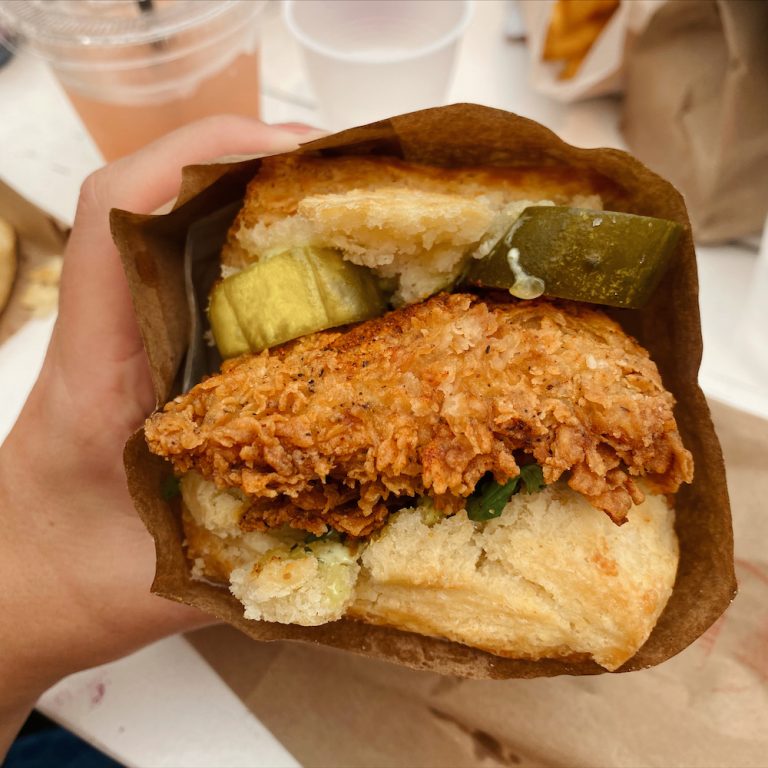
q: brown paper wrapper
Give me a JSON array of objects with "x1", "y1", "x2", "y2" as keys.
[{"x1": 112, "y1": 104, "x2": 735, "y2": 678}]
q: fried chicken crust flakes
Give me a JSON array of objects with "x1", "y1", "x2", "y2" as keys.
[{"x1": 145, "y1": 294, "x2": 693, "y2": 536}]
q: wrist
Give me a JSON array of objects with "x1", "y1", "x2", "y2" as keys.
[
  {"x1": 0, "y1": 429, "x2": 91, "y2": 694},
  {"x1": 0, "y1": 416, "x2": 212, "y2": 681},
  {"x1": 0, "y1": 344, "x2": 211, "y2": 715}
]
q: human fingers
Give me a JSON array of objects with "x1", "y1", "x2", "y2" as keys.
[
  {"x1": 82, "y1": 115, "x2": 320, "y2": 217},
  {"x1": 57, "y1": 116, "x2": 317, "y2": 369}
]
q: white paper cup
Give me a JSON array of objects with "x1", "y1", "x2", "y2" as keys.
[{"x1": 284, "y1": 0, "x2": 473, "y2": 129}]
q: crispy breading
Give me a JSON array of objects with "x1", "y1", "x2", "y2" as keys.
[{"x1": 145, "y1": 294, "x2": 693, "y2": 535}]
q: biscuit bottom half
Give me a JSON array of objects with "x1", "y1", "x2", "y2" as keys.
[{"x1": 181, "y1": 475, "x2": 678, "y2": 672}]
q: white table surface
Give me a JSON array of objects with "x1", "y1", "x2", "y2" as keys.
[{"x1": 1, "y1": 1, "x2": 766, "y2": 766}]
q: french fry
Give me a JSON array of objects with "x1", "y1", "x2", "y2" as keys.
[
  {"x1": 544, "y1": 17, "x2": 607, "y2": 61},
  {"x1": 561, "y1": 0, "x2": 619, "y2": 28},
  {"x1": 558, "y1": 57, "x2": 584, "y2": 80},
  {"x1": 542, "y1": 0, "x2": 620, "y2": 79}
]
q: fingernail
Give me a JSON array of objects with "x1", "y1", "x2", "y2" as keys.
[{"x1": 276, "y1": 122, "x2": 327, "y2": 136}]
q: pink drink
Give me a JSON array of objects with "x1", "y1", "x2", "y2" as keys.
[
  {"x1": 61, "y1": 51, "x2": 261, "y2": 161},
  {"x1": 1, "y1": 1, "x2": 265, "y2": 161}
]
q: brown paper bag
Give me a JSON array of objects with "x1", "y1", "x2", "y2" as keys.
[
  {"x1": 622, "y1": 0, "x2": 768, "y2": 243},
  {"x1": 112, "y1": 104, "x2": 735, "y2": 679},
  {"x1": 0, "y1": 180, "x2": 68, "y2": 344}
]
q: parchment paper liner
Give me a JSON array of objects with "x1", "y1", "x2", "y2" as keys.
[{"x1": 113, "y1": 104, "x2": 735, "y2": 679}]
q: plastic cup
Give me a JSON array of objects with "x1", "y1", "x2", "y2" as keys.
[
  {"x1": 283, "y1": 0, "x2": 473, "y2": 130},
  {"x1": 0, "y1": 0, "x2": 266, "y2": 161}
]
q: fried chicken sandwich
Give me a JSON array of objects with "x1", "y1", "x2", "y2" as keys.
[{"x1": 143, "y1": 150, "x2": 695, "y2": 672}]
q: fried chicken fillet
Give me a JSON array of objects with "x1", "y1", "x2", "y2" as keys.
[{"x1": 145, "y1": 293, "x2": 693, "y2": 537}]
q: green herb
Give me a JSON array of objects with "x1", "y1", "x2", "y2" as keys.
[
  {"x1": 161, "y1": 474, "x2": 181, "y2": 501},
  {"x1": 519, "y1": 463, "x2": 545, "y2": 494},
  {"x1": 466, "y1": 464, "x2": 545, "y2": 522}
]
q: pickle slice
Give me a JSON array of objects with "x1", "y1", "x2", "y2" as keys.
[
  {"x1": 208, "y1": 283, "x2": 250, "y2": 358},
  {"x1": 464, "y1": 207, "x2": 683, "y2": 308},
  {"x1": 208, "y1": 247, "x2": 385, "y2": 357}
]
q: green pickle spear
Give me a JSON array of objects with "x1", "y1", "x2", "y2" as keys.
[
  {"x1": 464, "y1": 206, "x2": 683, "y2": 308},
  {"x1": 208, "y1": 246, "x2": 386, "y2": 357}
]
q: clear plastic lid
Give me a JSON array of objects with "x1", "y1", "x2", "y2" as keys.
[{"x1": 0, "y1": 0, "x2": 253, "y2": 47}]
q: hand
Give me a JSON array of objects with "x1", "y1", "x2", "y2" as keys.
[{"x1": 0, "y1": 116, "x2": 321, "y2": 753}]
